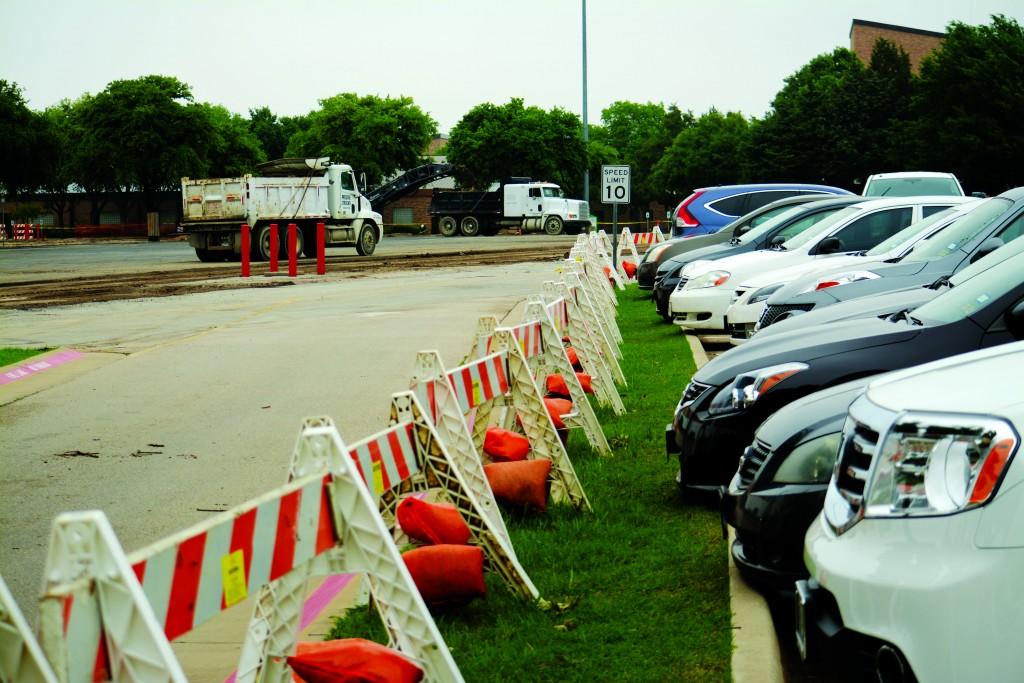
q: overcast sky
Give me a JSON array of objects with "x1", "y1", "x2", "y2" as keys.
[{"x1": 3, "y1": 0, "x2": 1022, "y2": 133}]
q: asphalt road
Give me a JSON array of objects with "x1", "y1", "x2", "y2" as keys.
[{"x1": 0, "y1": 248, "x2": 561, "y2": 618}]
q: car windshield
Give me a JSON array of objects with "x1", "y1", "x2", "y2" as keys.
[
  {"x1": 733, "y1": 206, "x2": 806, "y2": 244},
  {"x1": 542, "y1": 187, "x2": 564, "y2": 197},
  {"x1": 780, "y1": 206, "x2": 861, "y2": 250},
  {"x1": 913, "y1": 252, "x2": 1022, "y2": 324},
  {"x1": 865, "y1": 177, "x2": 961, "y2": 196},
  {"x1": 904, "y1": 198, "x2": 1011, "y2": 262},
  {"x1": 864, "y1": 207, "x2": 957, "y2": 256}
]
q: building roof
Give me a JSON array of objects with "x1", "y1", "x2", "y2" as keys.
[{"x1": 849, "y1": 18, "x2": 945, "y2": 39}]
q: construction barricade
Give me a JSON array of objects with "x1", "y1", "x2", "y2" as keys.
[
  {"x1": 36, "y1": 416, "x2": 464, "y2": 683},
  {"x1": 11, "y1": 223, "x2": 41, "y2": 241},
  {"x1": 0, "y1": 575, "x2": 58, "y2": 683}
]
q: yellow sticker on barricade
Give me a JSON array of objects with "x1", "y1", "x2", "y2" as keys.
[
  {"x1": 222, "y1": 550, "x2": 248, "y2": 607},
  {"x1": 372, "y1": 460, "x2": 385, "y2": 494},
  {"x1": 472, "y1": 379, "x2": 482, "y2": 405}
]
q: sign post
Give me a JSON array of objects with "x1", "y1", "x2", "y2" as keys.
[{"x1": 601, "y1": 165, "x2": 631, "y2": 269}]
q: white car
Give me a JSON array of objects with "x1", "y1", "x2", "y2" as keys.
[
  {"x1": 668, "y1": 196, "x2": 971, "y2": 331},
  {"x1": 724, "y1": 201, "x2": 981, "y2": 344},
  {"x1": 799, "y1": 340, "x2": 1024, "y2": 682},
  {"x1": 862, "y1": 171, "x2": 964, "y2": 197}
]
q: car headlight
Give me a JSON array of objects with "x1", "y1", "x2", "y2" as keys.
[
  {"x1": 749, "y1": 283, "x2": 784, "y2": 304},
  {"x1": 801, "y1": 270, "x2": 880, "y2": 294},
  {"x1": 863, "y1": 413, "x2": 1018, "y2": 517},
  {"x1": 708, "y1": 384, "x2": 739, "y2": 416},
  {"x1": 730, "y1": 362, "x2": 808, "y2": 410},
  {"x1": 686, "y1": 270, "x2": 730, "y2": 289},
  {"x1": 770, "y1": 433, "x2": 842, "y2": 484}
]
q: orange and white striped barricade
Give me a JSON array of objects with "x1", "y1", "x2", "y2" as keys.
[
  {"x1": 12, "y1": 223, "x2": 39, "y2": 241},
  {"x1": 567, "y1": 242, "x2": 620, "y2": 313},
  {"x1": 0, "y1": 575, "x2": 58, "y2": 683},
  {"x1": 582, "y1": 234, "x2": 626, "y2": 291},
  {"x1": 453, "y1": 326, "x2": 592, "y2": 512},
  {"x1": 634, "y1": 225, "x2": 665, "y2": 249},
  {"x1": 360, "y1": 389, "x2": 539, "y2": 601},
  {"x1": 565, "y1": 256, "x2": 624, "y2": 352},
  {"x1": 37, "y1": 415, "x2": 464, "y2": 683},
  {"x1": 617, "y1": 228, "x2": 642, "y2": 275},
  {"x1": 524, "y1": 300, "x2": 612, "y2": 455},
  {"x1": 544, "y1": 279, "x2": 626, "y2": 414}
]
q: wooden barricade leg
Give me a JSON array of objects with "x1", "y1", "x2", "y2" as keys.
[{"x1": 0, "y1": 575, "x2": 59, "y2": 683}]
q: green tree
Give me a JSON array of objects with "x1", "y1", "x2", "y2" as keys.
[
  {"x1": 0, "y1": 80, "x2": 51, "y2": 197},
  {"x1": 446, "y1": 98, "x2": 587, "y2": 193},
  {"x1": 73, "y1": 75, "x2": 212, "y2": 211},
  {"x1": 652, "y1": 109, "x2": 751, "y2": 197},
  {"x1": 286, "y1": 93, "x2": 436, "y2": 186},
  {"x1": 864, "y1": 38, "x2": 915, "y2": 173},
  {"x1": 912, "y1": 15, "x2": 1024, "y2": 193},
  {"x1": 199, "y1": 103, "x2": 265, "y2": 176},
  {"x1": 248, "y1": 106, "x2": 289, "y2": 160},
  {"x1": 39, "y1": 101, "x2": 77, "y2": 225}
]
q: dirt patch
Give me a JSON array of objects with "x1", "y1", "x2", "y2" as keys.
[{"x1": 0, "y1": 246, "x2": 567, "y2": 309}]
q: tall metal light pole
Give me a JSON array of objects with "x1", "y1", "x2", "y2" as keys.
[{"x1": 581, "y1": 0, "x2": 589, "y2": 210}]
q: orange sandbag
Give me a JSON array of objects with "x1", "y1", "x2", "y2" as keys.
[
  {"x1": 622, "y1": 260, "x2": 637, "y2": 278},
  {"x1": 576, "y1": 372, "x2": 595, "y2": 395},
  {"x1": 603, "y1": 265, "x2": 612, "y2": 279},
  {"x1": 402, "y1": 544, "x2": 486, "y2": 607},
  {"x1": 545, "y1": 373, "x2": 571, "y2": 399},
  {"x1": 396, "y1": 497, "x2": 471, "y2": 546},
  {"x1": 288, "y1": 638, "x2": 423, "y2": 683},
  {"x1": 543, "y1": 397, "x2": 573, "y2": 429},
  {"x1": 483, "y1": 426, "x2": 530, "y2": 462},
  {"x1": 484, "y1": 459, "x2": 553, "y2": 511},
  {"x1": 565, "y1": 346, "x2": 580, "y2": 369},
  {"x1": 561, "y1": 335, "x2": 571, "y2": 345}
]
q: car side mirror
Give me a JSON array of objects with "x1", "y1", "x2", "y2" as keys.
[
  {"x1": 817, "y1": 236, "x2": 843, "y2": 254},
  {"x1": 1006, "y1": 300, "x2": 1024, "y2": 339},
  {"x1": 769, "y1": 235, "x2": 786, "y2": 247},
  {"x1": 971, "y1": 237, "x2": 1004, "y2": 263}
]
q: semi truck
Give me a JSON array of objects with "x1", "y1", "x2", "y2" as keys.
[
  {"x1": 180, "y1": 157, "x2": 383, "y2": 262},
  {"x1": 429, "y1": 180, "x2": 590, "y2": 236}
]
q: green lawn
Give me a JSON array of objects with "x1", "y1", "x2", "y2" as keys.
[
  {"x1": 329, "y1": 285, "x2": 731, "y2": 681},
  {"x1": 0, "y1": 347, "x2": 51, "y2": 367}
]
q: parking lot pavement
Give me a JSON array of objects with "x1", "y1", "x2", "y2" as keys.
[{"x1": 0, "y1": 261, "x2": 554, "y2": 618}]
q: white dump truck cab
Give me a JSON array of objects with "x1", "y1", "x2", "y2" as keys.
[{"x1": 505, "y1": 182, "x2": 590, "y2": 235}]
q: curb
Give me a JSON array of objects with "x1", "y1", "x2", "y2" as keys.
[{"x1": 685, "y1": 334, "x2": 785, "y2": 683}]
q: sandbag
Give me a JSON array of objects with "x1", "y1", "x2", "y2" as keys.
[
  {"x1": 484, "y1": 459, "x2": 553, "y2": 511},
  {"x1": 288, "y1": 638, "x2": 423, "y2": 683},
  {"x1": 402, "y1": 544, "x2": 486, "y2": 607},
  {"x1": 545, "y1": 373, "x2": 571, "y2": 399},
  {"x1": 622, "y1": 260, "x2": 637, "y2": 278},
  {"x1": 483, "y1": 426, "x2": 530, "y2": 462},
  {"x1": 565, "y1": 346, "x2": 580, "y2": 369},
  {"x1": 543, "y1": 397, "x2": 574, "y2": 429},
  {"x1": 576, "y1": 372, "x2": 594, "y2": 395},
  {"x1": 396, "y1": 497, "x2": 471, "y2": 546}
]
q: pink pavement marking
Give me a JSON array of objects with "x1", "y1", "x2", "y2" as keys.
[{"x1": 0, "y1": 350, "x2": 83, "y2": 385}]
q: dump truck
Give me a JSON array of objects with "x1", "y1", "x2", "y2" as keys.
[
  {"x1": 180, "y1": 157, "x2": 383, "y2": 262},
  {"x1": 429, "y1": 179, "x2": 590, "y2": 236}
]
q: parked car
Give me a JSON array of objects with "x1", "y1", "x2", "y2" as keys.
[
  {"x1": 723, "y1": 377, "x2": 873, "y2": 591},
  {"x1": 757, "y1": 188, "x2": 1024, "y2": 332},
  {"x1": 861, "y1": 170, "x2": 964, "y2": 197},
  {"x1": 651, "y1": 197, "x2": 866, "y2": 320},
  {"x1": 638, "y1": 193, "x2": 851, "y2": 289},
  {"x1": 723, "y1": 201, "x2": 980, "y2": 344},
  {"x1": 670, "y1": 184, "x2": 850, "y2": 238},
  {"x1": 800, "y1": 341, "x2": 1024, "y2": 682},
  {"x1": 668, "y1": 247, "x2": 1024, "y2": 495},
  {"x1": 668, "y1": 197, "x2": 968, "y2": 332}
]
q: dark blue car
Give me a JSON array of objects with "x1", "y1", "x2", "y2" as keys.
[{"x1": 671, "y1": 183, "x2": 851, "y2": 238}]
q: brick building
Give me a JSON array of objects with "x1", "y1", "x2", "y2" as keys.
[{"x1": 850, "y1": 19, "x2": 945, "y2": 72}]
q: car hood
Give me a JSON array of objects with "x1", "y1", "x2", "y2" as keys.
[
  {"x1": 757, "y1": 376, "x2": 877, "y2": 448},
  {"x1": 738, "y1": 253, "x2": 872, "y2": 289},
  {"x1": 694, "y1": 316, "x2": 921, "y2": 386},
  {"x1": 756, "y1": 287, "x2": 939, "y2": 339},
  {"x1": 661, "y1": 242, "x2": 738, "y2": 274},
  {"x1": 778, "y1": 259, "x2": 942, "y2": 306}
]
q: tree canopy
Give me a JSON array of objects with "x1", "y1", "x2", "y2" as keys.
[
  {"x1": 652, "y1": 109, "x2": 751, "y2": 196},
  {"x1": 0, "y1": 80, "x2": 52, "y2": 197}
]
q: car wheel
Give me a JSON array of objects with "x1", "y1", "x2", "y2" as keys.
[{"x1": 438, "y1": 215, "x2": 459, "y2": 237}]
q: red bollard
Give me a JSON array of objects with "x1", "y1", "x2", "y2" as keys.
[
  {"x1": 316, "y1": 222, "x2": 325, "y2": 275},
  {"x1": 288, "y1": 223, "x2": 298, "y2": 277},
  {"x1": 269, "y1": 223, "x2": 279, "y2": 273},
  {"x1": 240, "y1": 224, "x2": 251, "y2": 277}
]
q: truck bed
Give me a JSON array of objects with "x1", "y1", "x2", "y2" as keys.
[
  {"x1": 182, "y1": 175, "x2": 331, "y2": 224},
  {"x1": 429, "y1": 190, "x2": 502, "y2": 216}
]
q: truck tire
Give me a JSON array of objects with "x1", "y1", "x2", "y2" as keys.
[
  {"x1": 439, "y1": 215, "x2": 459, "y2": 237},
  {"x1": 460, "y1": 216, "x2": 481, "y2": 237},
  {"x1": 356, "y1": 224, "x2": 377, "y2": 256},
  {"x1": 255, "y1": 225, "x2": 276, "y2": 261},
  {"x1": 481, "y1": 220, "x2": 500, "y2": 236},
  {"x1": 195, "y1": 248, "x2": 221, "y2": 262},
  {"x1": 543, "y1": 216, "x2": 564, "y2": 235}
]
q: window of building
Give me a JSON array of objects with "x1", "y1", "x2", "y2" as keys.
[{"x1": 392, "y1": 207, "x2": 414, "y2": 225}]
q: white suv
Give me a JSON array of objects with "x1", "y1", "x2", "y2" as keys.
[
  {"x1": 862, "y1": 171, "x2": 964, "y2": 197},
  {"x1": 799, "y1": 341, "x2": 1024, "y2": 682}
]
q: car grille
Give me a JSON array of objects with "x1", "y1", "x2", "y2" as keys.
[
  {"x1": 757, "y1": 303, "x2": 814, "y2": 329},
  {"x1": 833, "y1": 420, "x2": 880, "y2": 516},
  {"x1": 736, "y1": 438, "x2": 771, "y2": 489},
  {"x1": 681, "y1": 379, "x2": 711, "y2": 406}
]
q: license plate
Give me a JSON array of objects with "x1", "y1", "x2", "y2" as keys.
[{"x1": 794, "y1": 580, "x2": 812, "y2": 661}]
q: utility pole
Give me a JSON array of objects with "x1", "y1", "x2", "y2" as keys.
[{"x1": 581, "y1": 0, "x2": 589, "y2": 213}]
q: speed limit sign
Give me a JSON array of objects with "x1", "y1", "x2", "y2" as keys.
[{"x1": 601, "y1": 165, "x2": 630, "y2": 204}]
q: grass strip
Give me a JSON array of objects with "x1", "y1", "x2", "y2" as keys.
[
  {"x1": 0, "y1": 347, "x2": 51, "y2": 367},
  {"x1": 328, "y1": 285, "x2": 730, "y2": 681}
]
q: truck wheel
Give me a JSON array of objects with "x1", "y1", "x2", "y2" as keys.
[
  {"x1": 255, "y1": 225, "x2": 275, "y2": 261},
  {"x1": 543, "y1": 216, "x2": 564, "y2": 235},
  {"x1": 438, "y1": 215, "x2": 459, "y2": 237},
  {"x1": 356, "y1": 224, "x2": 377, "y2": 256},
  {"x1": 481, "y1": 221, "x2": 500, "y2": 236},
  {"x1": 460, "y1": 216, "x2": 480, "y2": 237},
  {"x1": 195, "y1": 248, "x2": 221, "y2": 262}
]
